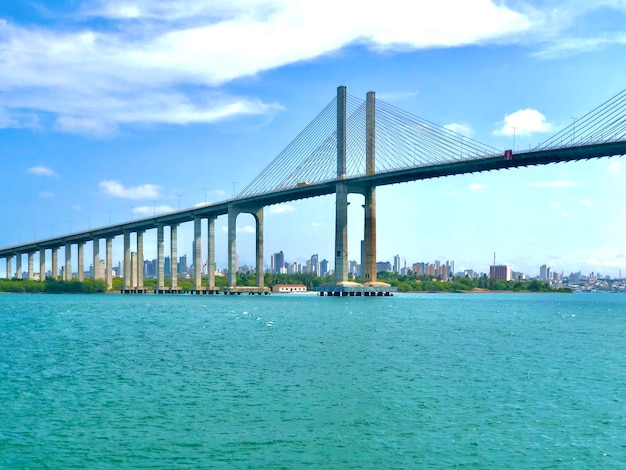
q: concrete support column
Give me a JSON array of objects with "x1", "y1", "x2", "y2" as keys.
[
  {"x1": 64, "y1": 244, "x2": 71, "y2": 280},
  {"x1": 157, "y1": 225, "x2": 165, "y2": 290},
  {"x1": 77, "y1": 242, "x2": 84, "y2": 282},
  {"x1": 27, "y1": 252, "x2": 34, "y2": 280},
  {"x1": 123, "y1": 231, "x2": 131, "y2": 290},
  {"x1": 106, "y1": 237, "x2": 113, "y2": 290},
  {"x1": 227, "y1": 206, "x2": 238, "y2": 288},
  {"x1": 363, "y1": 91, "x2": 377, "y2": 283},
  {"x1": 93, "y1": 238, "x2": 100, "y2": 280},
  {"x1": 39, "y1": 249, "x2": 46, "y2": 281},
  {"x1": 207, "y1": 216, "x2": 216, "y2": 289},
  {"x1": 170, "y1": 224, "x2": 178, "y2": 290},
  {"x1": 6, "y1": 257, "x2": 12, "y2": 279},
  {"x1": 334, "y1": 85, "x2": 348, "y2": 284},
  {"x1": 137, "y1": 231, "x2": 144, "y2": 289},
  {"x1": 254, "y1": 208, "x2": 264, "y2": 288},
  {"x1": 193, "y1": 217, "x2": 202, "y2": 290},
  {"x1": 52, "y1": 248, "x2": 58, "y2": 280},
  {"x1": 16, "y1": 254, "x2": 22, "y2": 280}
]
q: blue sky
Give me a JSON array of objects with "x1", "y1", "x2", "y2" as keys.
[{"x1": 1, "y1": 0, "x2": 626, "y2": 278}]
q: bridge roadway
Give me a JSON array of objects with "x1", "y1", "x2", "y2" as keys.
[{"x1": 1, "y1": 139, "x2": 625, "y2": 259}]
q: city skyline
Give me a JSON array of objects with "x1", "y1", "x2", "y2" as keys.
[{"x1": 1, "y1": 1, "x2": 626, "y2": 278}]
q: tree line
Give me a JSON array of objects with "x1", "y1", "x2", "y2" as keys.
[{"x1": 0, "y1": 272, "x2": 568, "y2": 293}]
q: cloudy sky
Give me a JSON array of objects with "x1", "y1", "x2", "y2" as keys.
[{"x1": 1, "y1": 0, "x2": 626, "y2": 277}]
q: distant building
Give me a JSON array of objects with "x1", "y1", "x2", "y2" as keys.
[
  {"x1": 393, "y1": 255, "x2": 401, "y2": 273},
  {"x1": 320, "y1": 259, "x2": 329, "y2": 277},
  {"x1": 272, "y1": 251, "x2": 285, "y2": 273},
  {"x1": 377, "y1": 261, "x2": 391, "y2": 272},
  {"x1": 310, "y1": 254, "x2": 319, "y2": 276},
  {"x1": 178, "y1": 255, "x2": 187, "y2": 275},
  {"x1": 540, "y1": 264, "x2": 550, "y2": 281},
  {"x1": 272, "y1": 284, "x2": 307, "y2": 293},
  {"x1": 412, "y1": 262, "x2": 424, "y2": 276},
  {"x1": 490, "y1": 265, "x2": 512, "y2": 281}
]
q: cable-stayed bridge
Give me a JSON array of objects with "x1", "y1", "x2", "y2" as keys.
[{"x1": 1, "y1": 87, "x2": 625, "y2": 294}]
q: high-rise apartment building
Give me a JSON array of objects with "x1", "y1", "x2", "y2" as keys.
[
  {"x1": 490, "y1": 264, "x2": 512, "y2": 281},
  {"x1": 393, "y1": 255, "x2": 401, "y2": 274}
]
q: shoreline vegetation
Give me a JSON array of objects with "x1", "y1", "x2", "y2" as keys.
[{"x1": 0, "y1": 273, "x2": 570, "y2": 294}]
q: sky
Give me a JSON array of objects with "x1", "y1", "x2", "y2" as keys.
[{"x1": 1, "y1": 0, "x2": 626, "y2": 278}]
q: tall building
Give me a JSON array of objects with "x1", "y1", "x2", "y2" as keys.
[
  {"x1": 540, "y1": 264, "x2": 550, "y2": 281},
  {"x1": 393, "y1": 255, "x2": 401, "y2": 274},
  {"x1": 272, "y1": 251, "x2": 285, "y2": 274},
  {"x1": 320, "y1": 259, "x2": 329, "y2": 277},
  {"x1": 178, "y1": 254, "x2": 187, "y2": 274},
  {"x1": 310, "y1": 254, "x2": 319, "y2": 276},
  {"x1": 164, "y1": 256, "x2": 171, "y2": 276},
  {"x1": 490, "y1": 265, "x2": 512, "y2": 281},
  {"x1": 412, "y1": 262, "x2": 424, "y2": 276}
]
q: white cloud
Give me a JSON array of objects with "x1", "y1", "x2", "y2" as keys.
[
  {"x1": 580, "y1": 199, "x2": 592, "y2": 207},
  {"x1": 609, "y1": 160, "x2": 621, "y2": 174},
  {"x1": 494, "y1": 109, "x2": 553, "y2": 136},
  {"x1": 561, "y1": 212, "x2": 571, "y2": 218},
  {"x1": 444, "y1": 123, "x2": 472, "y2": 137},
  {"x1": 38, "y1": 191, "x2": 54, "y2": 198},
  {"x1": 0, "y1": 1, "x2": 532, "y2": 135},
  {"x1": 133, "y1": 204, "x2": 174, "y2": 216},
  {"x1": 268, "y1": 204, "x2": 295, "y2": 214},
  {"x1": 27, "y1": 165, "x2": 57, "y2": 177},
  {"x1": 527, "y1": 181, "x2": 577, "y2": 188},
  {"x1": 100, "y1": 180, "x2": 161, "y2": 199},
  {"x1": 469, "y1": 183, "x2": 488, "y2": 191}
]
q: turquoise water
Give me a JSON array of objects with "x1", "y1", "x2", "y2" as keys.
[{"x1": 1, "y1": 293, "x2": 625, "y2": 468}]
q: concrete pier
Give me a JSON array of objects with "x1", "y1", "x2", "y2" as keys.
[
  {"x1": 40, "y1": 249, "x2": 45, "y2": 280},
  {"x1": 207, "y1": 216, "x2": 217, "y2": 292},
  {"x1": 193, "y1": 217, "x2": 202, "y2": 291},
  {"x1": 123, "y1": 231, "x2": 131, "y2": 290},
  {"x1": 106, "y1": 237, "x2": 113, "y2": 289},
  {"x1": 27, "y1": 252, "x2": 34, "y2": 280},
  {"x1": 334, "y1": 85, "x2": 348, "y2": 284},
  {"x1": 6, "y1": 257, "x2": 12, "y2": 279},
  {"x1": 64, "y1": 244, "x2": 71, "y2": 280},
  {"x1": 363, "y1": 91, "x2": 378, "y2": 284},
  {"x1": 137, "y1": 230, "x2": 144, "y2": 291},
  {"x1": 227, "y1": 206, "x2": 237, "y2": 289},
  {"x1": 52, "y1": 248, "x2": 58, "y2": 280},
  {"x1": 93, "y1": 238, "x2": 100, "y2": 280},
  {"x1": 170, "y1": 224, "x2": 178, "y2": 291},
  {"x1": 77, "y1": 242, "x2": 84, "y2": 282},
  {"x1": 16, "y1": 254, "x2": 22, "y2": 280},
  {"x1": 157, "y1": 225, "x2": 165, "y2": 291}
]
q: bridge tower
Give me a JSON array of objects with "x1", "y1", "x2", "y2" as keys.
[
  {"x1": 363, "y1": 91, "x2": 377, "y2": 284},
  {"x1": 334, "y1": 86, "x2": 349, "y2": 283}
]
